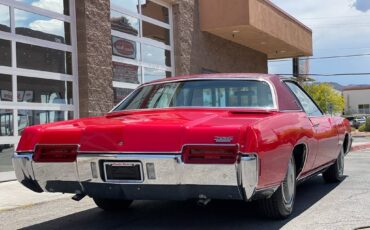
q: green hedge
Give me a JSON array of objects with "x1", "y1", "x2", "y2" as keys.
[
  {"x1": 359, "y1": 117, "x2": 370, "y2": 132},
  {"x1": 366, "y1": 117, "x2": 370, "y2": 132}
]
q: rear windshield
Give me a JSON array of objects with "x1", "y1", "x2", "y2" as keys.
[{"x1": 114, "y1": 80, "x2": 274, "y2": 111}]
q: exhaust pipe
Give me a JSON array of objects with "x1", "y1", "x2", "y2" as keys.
[
  {"x1": 72, "y1": 193, "x2": 86, "y2": 201},
  {"x1": 197, "y1": 194, "x2": 211, "y2": 206}
]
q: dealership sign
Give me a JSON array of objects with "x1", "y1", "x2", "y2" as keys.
[{"x1": 112, "y1": 36, "x2": 136, "y2": 59}]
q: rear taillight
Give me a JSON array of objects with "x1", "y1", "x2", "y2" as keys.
[
  {"x1": 182, "y1": 145, "x2": 239, "y2": 164},
  {"x1": 33, "y1": 145, "x2": 78, "y2": 163}
]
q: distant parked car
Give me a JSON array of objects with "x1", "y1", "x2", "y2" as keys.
[
  {"x1": 353, "y1": 116, "x2": 366, "y2": 129},
  {"x1": 344, "y1": 116, "x2": 354, "y2": 126}
]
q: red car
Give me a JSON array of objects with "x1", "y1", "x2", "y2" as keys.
[{"x1": 13, "y1": 74, "x2": 351, "y2": 219}]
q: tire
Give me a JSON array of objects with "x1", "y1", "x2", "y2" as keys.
[
  {"x1": 260, "y1": 156, "x2": 296, "y2": 219},
  {"x1": 93, "y1": 198, "x2": 133, "y2": 211},
  {"x1": 322, "y1": 148, "x2": 344, "y2": 183}
]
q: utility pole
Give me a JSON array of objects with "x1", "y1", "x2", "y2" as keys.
[{"x1": 292, "y1": 57, "x2": 302, "y2": 83}]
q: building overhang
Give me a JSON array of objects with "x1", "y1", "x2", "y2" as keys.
[{"x1": 199, "y1": 0, "x2": 313, "y2": 59}]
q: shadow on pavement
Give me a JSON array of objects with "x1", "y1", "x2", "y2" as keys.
[{"x1": 23, "y1": 175, "x2": 344, "y2": 230}]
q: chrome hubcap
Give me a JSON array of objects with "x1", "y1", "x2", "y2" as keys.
[
  {"x1": 282, "y1": 158, "x2": 295, "y2": 205},
  {"x1": 337, "y1": 150, "x2": 344, "y2": 176}
]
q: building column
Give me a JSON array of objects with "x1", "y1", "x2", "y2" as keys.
[{"x1": 75, "y1": 0, "x2": 113, "y2": 117}]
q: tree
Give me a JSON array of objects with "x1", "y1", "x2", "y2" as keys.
[{"x1": 302, "y1": 83, "x2": 344, "y2": 114}]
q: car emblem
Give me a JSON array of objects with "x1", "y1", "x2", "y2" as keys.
[
  {"x1": 117, "y1": 141, "x2": 124, "y2": 146},
  {"x1": 214, "y1": 136, "x2": 233, "y2": 143}
]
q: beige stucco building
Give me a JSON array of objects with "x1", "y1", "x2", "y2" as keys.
[{"x1": 343, "y1": 86, "x2": 370, "y2": 115}]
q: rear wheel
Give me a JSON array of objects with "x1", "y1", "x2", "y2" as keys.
[
  {"x1": 260, "y1": 156, "x2": 296, "y2": 219},
  {"x1": 93, "y1": 198, "x2": 133, "y2": 211},
  {"x1": 322, "y1": 148, "x2": 344, "y2": 183}
]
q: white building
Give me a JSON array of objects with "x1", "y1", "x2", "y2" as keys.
[{"x1": 343, "y1": 86, "x2": 370, "y2": 115}]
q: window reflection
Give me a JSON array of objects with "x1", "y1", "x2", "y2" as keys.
[
  {"x1": 17, "y1": 76, "x2": 72, "y2": 104},
  {"x1": 15, "y1": 9, "x2": 71, "y2": 44},
  {"x1": 143, "y1": 68, "x2": 170, "y2": 82},
  {"x1": 113, "y1": 62, "x2": 141, "y2": 84},
  {"x1": 114, "y1": 88, "x2": 134, "y2": 104},
  {"x1": 0, "y1": 144, "x2": 14, "y2": 172},
  {"x1": 18, "y1": 110, "x2": 65, "y2": 135},
  {"x1": 112, "y1": 36, "x2": 140, "y2": 60},
  {"x1": 111, "y1": 10, "x2": 139, "y2": 36},
  {"x1": 0, "y1": 110, "x2": 13, "y2": 137},
  {"x1": 15, "y1": 0, "x2": 69, "y2": 15},
  {"x1": 142, "y1": 44, "x2": 171, "y2": 67},
  {"x1": 0, "y1": 39, "x2": 11, "y2": 67},
  {"x1": 140, "y1": 0, "x2": 169, "y2": 23},
  {"x1": 0, "y1": 4, "x2": 10, "y2": 32},
  {"x1": 0, "y1": 75, "x2": 12, "y2": 102},
  {"x1": 111, "y1": 0, "x2": 139, "y2": 13},
  {"x1": 142, "y1": 21, "x2": 170, "y2": 45},
  {"x1": 16, "y1": 42, "x2": 72, "y2": 74}
]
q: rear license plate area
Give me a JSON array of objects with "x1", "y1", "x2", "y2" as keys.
[{"x1": 104, "y1": 161, "x2": 143, "y2": 183}]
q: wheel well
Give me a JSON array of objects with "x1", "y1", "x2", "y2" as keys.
[
  {"x1": 343, "y1": 134, "x2": 349, "y2": 153},
  {"x1": 292, "y1": 144, "x2": 307, "y2": 177}
]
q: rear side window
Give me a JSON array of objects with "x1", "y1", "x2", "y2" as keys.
[{"x1": 285, "y1": 82, "x2": 323, "y2": 116}]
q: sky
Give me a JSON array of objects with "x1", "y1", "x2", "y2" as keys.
[
  {"x1": 0, "y1": 0, "x2": 65, "y2": 38},
  {"x1": 269, "y1": 0, "x2": 370, "y2": 86}
]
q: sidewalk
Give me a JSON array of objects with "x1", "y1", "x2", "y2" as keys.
[
  {"x1": 351, "y1": 142, "x2": 370, "y2": 152},
  {"x1": 0, "y1": 171, "x2": 16, "y2": 183},
  {"x1": 0, "y1": 181, "x2": 70, "y2": 211}
]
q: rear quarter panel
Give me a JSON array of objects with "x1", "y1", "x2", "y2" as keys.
[{"x1": 253, "y1": 112, "x2": 315, "y2": 189}]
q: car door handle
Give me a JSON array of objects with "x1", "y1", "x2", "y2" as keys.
[{"x1": 313, "y1": 123, "x2": 320, "y2": 128}]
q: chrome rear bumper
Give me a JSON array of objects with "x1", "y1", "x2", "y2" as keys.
[{"x1": 12, "y1": 153, "x2": 258, "y2": 201}]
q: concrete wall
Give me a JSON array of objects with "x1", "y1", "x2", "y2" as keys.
[
  {"x1": 343, "y1": 89, "x2": 370, "y2": 114},
  {"x1": 173, "y1": 0, "x2": 268, "y2": 75},
  {"x1": 76, "y1": 0, "x2": 114, "y2": 118}
]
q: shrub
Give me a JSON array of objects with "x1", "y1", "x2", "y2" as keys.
[
  {"x1": 365, "y1": 117, "x2": 370, "y2": 132},
  {"x1": 359, "y1": 124, "x2": 366, "y2": 132}
]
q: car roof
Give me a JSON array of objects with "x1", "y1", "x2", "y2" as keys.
[{"x1": 141, "y1": 73, "x2": 284, "y2": 86}]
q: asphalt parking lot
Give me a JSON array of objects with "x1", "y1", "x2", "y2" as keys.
[{"x1": 1, "y1": 150, "x2": 370, "y2": 230}]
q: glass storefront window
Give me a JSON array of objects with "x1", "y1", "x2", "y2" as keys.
[
  {"x1": 112, "y1": 36, "x2": 140, "y2": 60},
  {"x1": 15, "y1": 0, "x2": 70, "y2": 15},
  {"x1": 0, "y1": 144, "x2": 14, "y2": 172},
  {"x1": 68, "y1": 111, "x2": 74, "y2": 120},
  {"x1": 143, "y1": 68, "x2": 171, "y2": 83},
  {"x1": 111, "y1": 10, "x2": 139, "y2": 36},
  {"x1": 142, "y1": 44, "x2": 171, "y2": 67},
  {"x1": 111, "y1": 0, "x2": 173, "y2": 96},
  {"x1": 0, "y1": 39, "x2": 11, "y2": 67},
  {"x1": 0, "y1": 110, "x2": 13, "y2": 137},
  {"x1": 18, "y1": 110, "x2": 65, "y2": 135},
  {"x1": 140, "y1": 0, "x2": 169, "y2": 23},
  {"x1": 15, "y1": 9, "x2": 71, "y2": 44},
  {"x1": 113, "y1": 88, "x2": 134, "y2": 104},
  {"x1": 17, "y1": 76, "x2": 73, "y2": 104},
  {"x1": 142, "y1": 21, "x2": 170, "y2": 45},
  {"x1": 113, "y1": 62, "x2": 141, "y2": 84},
  {"x1": 0, "y1": 4, "x2": 10, "y2": 32},
  {"x1": 16, "y1": 42, "x2": 72, "y2": 74},
  {"x1": 111, "y1": 0, "x2": 139, "y2": 13},
  {"x1": 0, "y1": 75, "x2": 13, "y2": 102}
]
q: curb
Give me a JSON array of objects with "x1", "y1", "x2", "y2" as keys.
[
  {"x1": 351, "y1": 143, "x2": 370, "y2": 152},
  {"x1": 0, "y1": 179, "x2": 16, "y2": 183}
]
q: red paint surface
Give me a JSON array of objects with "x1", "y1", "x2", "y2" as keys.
[{"x1": 16, "y1": 74, "x2": 351, "y2": 190}]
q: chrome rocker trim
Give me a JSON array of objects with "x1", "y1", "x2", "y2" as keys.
[{"x1": 12, "y1": 153, "x2": 259, "y2": 201}]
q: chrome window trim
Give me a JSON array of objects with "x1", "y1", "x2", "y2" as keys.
[{"x1": 111, "y1": 77, "x2": 279, "y2": 112}]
